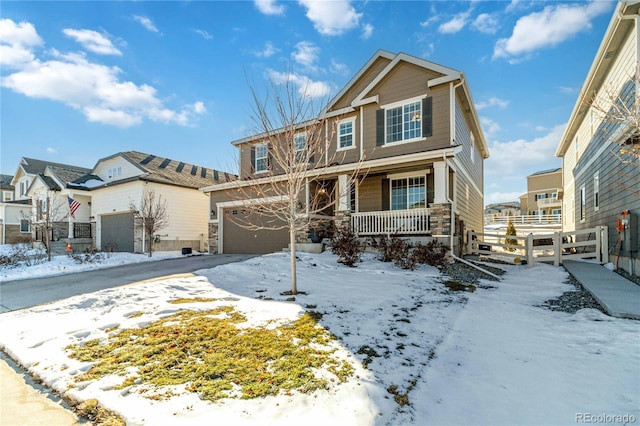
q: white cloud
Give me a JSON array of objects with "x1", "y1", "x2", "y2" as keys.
[
  {"x1": 46, "y1": 147, "x2": 58, "y2": 154},
  {"x1": 1, "y1": 24, "x2": 203, "y2": 128},
  {"x1": 330, "y1": 59, "x2": 349, "y2": 76},
  {"x1": 558, "y1": 86, "x2": 576, "y2": 94},
  {"x1": 298, "y1": 0, "x2": 362, "y2": 36},
  {"x1": 193, "y1": 29, "x2": 213, "y2": 40},
  {"x1": 485, "y1": 124, "x2": 565, "y2": 177},
  {"x1": 493, "y1": 1, "x2": 613, "y2": 60},
  {"x1": 133, "y1": 15, "x2": 159, "y2": 33},
  {"x1": 193, "y1": 101, "x2": 206, "y2": 114},
  {"x1": 292, "y1": 41, "x2": 319, "y2": 69},
  {"x1": 472, "y1": 13, "x2": 499, "y2": 34},
  {"x1": 266, "y1": 69, "x2": 331, "y2": 99},
  {"x1": 255, "y1": 0, "x2": 285, "y2": 16},
  {"x1": 361, "y1": 23, "x2": 373, "y2": 40},
  {"x1": 485, "y1": 191, "x2": 525, "y2": 205},
  {"x1": 62, "y1": 29, "x2": 121, "y2": 56},
  {"x1": 438, "y1": 11, "x2": 471, "y2": 34},
  {"x1": 476, "y1": 97, "x2": 509, "y2": 110},
  {"x1": 254, "y1": 41, "x2": 279, "y2": 58},
  {"x1": 420, "y1": 16, "x2": 439, "y2": 28},
  {"x1": 0, "y1": 19, "x2": 43, "y2": 69},
  {"x1": 480, "y1": 117, "x2": 501, "y2": 139}
]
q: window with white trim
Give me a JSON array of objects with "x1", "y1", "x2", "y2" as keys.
[
  {"x1": 552, "y1": 209, "x2": 562, "y2": 215},
  {"x1": 391, "y1": 176, "x2": 426, "y2": 210},
  {"x1": 108, "y1": 167, "x2": 122, "y2": 179},
  {"x1": 386, "y1": 101, "x2": 421, "y2": 143},
  {"x1": 255, "y1": 144, "x2": 268, "y2": 173},
  {"x1": 470, "y1": 132, "x2": 475, "y2": 163},
  {"x1": 294, "y1": 133, "x2": 306, "y2": 152},
  {"x1": 338, "y1": 118, "x2": 355, "y2": 150},
  {"x1": 3, "y1": 191, "x2": 12, "y2": 202},
  {"x1": 593, "y1": 172, "x2": 599, "y2": 211}
]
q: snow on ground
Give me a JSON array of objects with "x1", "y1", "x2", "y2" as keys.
[
  {"x1": 0, "y1": 244, "x2": 183, "y2": 282},
  {"x1": 0, "y1": 251, "x2": 638, "y2": 425}
]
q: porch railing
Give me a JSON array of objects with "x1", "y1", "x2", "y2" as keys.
[
  {"x1": 73, "y1": 222, "x2": 92, "y2": 238},
  {"x1": 351, "y1": 208, "x2": 430, "y2": 236},
  {"x1": 484, "y1": 214, "x2": 562, "y2": 225}
]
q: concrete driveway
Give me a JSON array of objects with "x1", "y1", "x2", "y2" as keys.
[{"x1": 0, "y1": 254, "x2": 256, "y2": 313}]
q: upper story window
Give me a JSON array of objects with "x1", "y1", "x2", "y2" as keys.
[
  {"x1": 470, "y1": 132, "x2": 475, "y2": 163},
  {"x1": 254, "y1": 144, "x2": 268, "y2": 173},
  {"x1": 108, "y1": 167, "x2": 122, "y2": 179},
  {"x1": 387, "y1": 101, "x2": 421, "y2": 143},
  {"x1": 377, "y1": 97, "x2": 432, "y2": 147},
  {"x1": 4, "y1": 191, "x2": 13, "y2": 202},
  {"x1": 20, "y1": 180, "x2": 28, "y2": 196},
  {"x1": 593, "y1": 172, "x2": 599, "y2": 211},
  {"x1": 535, "y1": 193, "x2": 548, "y2": 200},
  {"x1": 338, "y1": 118, "x2": 355, "y2": 150}
]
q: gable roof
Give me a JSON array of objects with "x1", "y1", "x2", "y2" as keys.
[
  {"x1": 89, "y1": 151, "x2": 235, "y2": 190},
  {"x1": 35, "y1": 174, "x2": 62, "y2": 191},
  {"x1": 556, "y1": 1, "x2": 640, "y2": 156},
  {"x1": 0, "y1": 174, "x2": 14, "y2": 190},
  {"x1": 11, "y1": 157, "x2": 91, "y2": 187},
  {"x1": 529, "y1": 167, "x2": 562, "y2": 177}
]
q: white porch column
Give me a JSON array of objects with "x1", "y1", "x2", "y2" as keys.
[
  {"x1": 67, "y1": 194, "x2": 74, "y2": 239},
  {"x1": 433, "y1": 161, "x2": 448, "y2": 204},
  {"x1": 337, "y1": 174, "x2": 351, "y2": 211}
]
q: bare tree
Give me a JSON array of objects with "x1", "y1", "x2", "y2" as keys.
[
  {"x1": 129, "y1": 188, "x2": 170, "y2": 257},
  {"x1": 21, "y1": 190, "x2": 68, "y2": 261},
  {"x1": 587, "y1": 62, "x2": 640, "y2": 193},
  {"x1": 224, "y1": 79, "x2": 364, "y2": 295}
]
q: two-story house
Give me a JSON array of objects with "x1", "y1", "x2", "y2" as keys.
[
  {"x1": 202, "y1": 50, "x2": 489, "y2": 255},
  {"x1": 556, "y1": 1, "x2": 640, "y2": 276},
  {"x1": 0, "y1": 174, "x2": 32, "y2": 244},
  {"x1": 519, "y1": 168, "x2": 563, "y2": 218}
]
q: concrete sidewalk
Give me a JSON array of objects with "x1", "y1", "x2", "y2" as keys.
[
  {"x1": 0, "y1": 357, "x2": 81, "y2": 426},
  {"x1": 563, "y1": 260, "x2": 640, "y2": 320}
]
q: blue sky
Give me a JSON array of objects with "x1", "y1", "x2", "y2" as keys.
[{"x1": 1, "y1": 0, "x2": 616, "y2": 205}]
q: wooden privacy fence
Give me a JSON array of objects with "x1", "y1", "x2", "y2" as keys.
[{"x1": 467, "y1": 226, "x2": 609, "y2": 267}]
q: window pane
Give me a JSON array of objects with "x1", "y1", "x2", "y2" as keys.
[
  {"x1": 391, "y1": 179, "x2": 407, "y2": 210},
  {"x1": 294, "y1": 134, "x2": 306, "y2": 151},
  {"x1": 403, "y1": 102, "x2": 421, "y2": 140},
  {"x1": 386, "y1": 107, "x2": 403, "y2": 143},
  {"x1": 339, "y1": 121, "x2": 353, "y2": 148},
  {"x1": 407, "y1": 177, "x2": 425, "y2": 209}
]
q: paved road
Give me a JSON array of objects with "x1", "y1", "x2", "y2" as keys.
[{"x1": 0, "y1": 254, "x2": 256, "y2": 313}]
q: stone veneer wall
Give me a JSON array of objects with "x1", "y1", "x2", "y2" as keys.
[
  {"x1": 428, "y1": 203, "x2": 451, "y2": 236},
  {"x1": 208, "y1": 222, "x2": 219, "y2": 254},
  {"x1": 4, "y1": 224, "x2": 31, "y2": 244}
]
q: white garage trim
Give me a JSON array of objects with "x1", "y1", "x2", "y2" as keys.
[{"x1": 216, "y1": 196, "x2": 288, "y2": 254}]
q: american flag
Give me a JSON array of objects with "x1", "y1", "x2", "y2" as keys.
[{"x1": 68, "y1": 197, "x2": 81, "y2": 219}]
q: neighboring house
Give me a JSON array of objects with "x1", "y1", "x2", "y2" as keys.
[
  {"x1": 67, "y1": 151, "x2": 234, "y2": 253},
  {"x1": 0, "y1": 174, "x2": 32, "y2": 244},
  {"x1": 556, "y1": 1, "x2": 640, "y2": 275},
  {"x1": 519, "y1": 168, "x2": 563, "y2": 217},
  {"x1": 484, "y1": 201, "x2": 520, "y2": 216},
  {"x1": 202, "y1": 50, "x2": 489, "y2": 254},
  {"x1": 4, "y1": 159, "x2": 91, "y2": 246}
]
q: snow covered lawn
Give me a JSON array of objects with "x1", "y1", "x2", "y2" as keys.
[
  {"x1": 0, "y1": 251, "x2": 638, "y2": 425},
  {"x1": 0, "y1": 244, "x2": 184, "y2": 282}
]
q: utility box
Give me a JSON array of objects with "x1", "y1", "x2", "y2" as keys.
[{"x1": 623, "y1": 212, "x2": 638, "y2": 253}]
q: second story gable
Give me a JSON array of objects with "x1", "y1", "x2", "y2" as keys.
[{"x1": 234, "y1": 50, "x2": 488, "y2": 181}]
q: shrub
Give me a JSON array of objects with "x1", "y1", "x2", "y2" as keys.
[
  {"x1": 412, "y1": 240, "x2": 449, "y2": 268},
  {"x1": 371, "y1": 234, "x2": 406, "y2": 263},
  {"x1": 331, "y1": 226, "x2": 363, "y2": 267},
  {"x1": 504, "y1": 220, "x2": 518, "y2": 252},
  {"x1": 71, "y1": 248, "x2": 105, "y2": 264}
]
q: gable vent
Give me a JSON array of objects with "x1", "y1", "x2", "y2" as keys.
[
  {"x1": 140, "y1": 154, "x2": 155, "y2": 165},
  {"x1": 159, "y1": 158, "x2": 171, "y2": 169},
  {"x1": 190, "y1": 165, "x2": 198, "y2": 176},
  {"x1": 176, "y1": 162, "x2": 185, "y2": 173},
  {"x1": 201, "y1": 168, "x2": 207, "y2": 178}
]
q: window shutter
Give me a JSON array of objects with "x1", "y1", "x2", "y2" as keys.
[
  {"x1": 381, "y1": 178, "x2": 390, "y2": 211},
  {"x1": 422, "y1": 97, "x2": 432, "y2": 137},
  {"x1": 376, "y1": 109, "x2": 385, "y2": 146},
  {"x1": 250, "y1": 146, "x2": 256, "y2": 173}
]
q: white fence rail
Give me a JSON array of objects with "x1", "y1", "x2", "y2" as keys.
[
  {"x1": 484, "y1": 214, "x2": 562, "y2": 225},
  {"x1": 351, "y1": 208, "x2": 430, "y2": 236},
  {"x1": 467, "y1": 226, "x2": 608, "y2": 267}
]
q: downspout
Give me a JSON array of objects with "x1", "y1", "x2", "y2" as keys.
[
  {"x1": 1, "y1": 204, "x2": 5, "y2": 244},
  {"x1": 448, "y1": 76, "x2": 465, "y2": 253}
]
